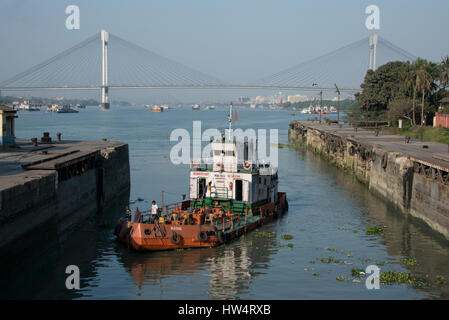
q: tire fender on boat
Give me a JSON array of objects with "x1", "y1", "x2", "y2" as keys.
[
  {"x1": 113, "y1": 223, "x2": 122, "y2": 236},
  {"x1": 119, "y1": 226, "x2": 132, "y2": 239},
  {"x1": 217, "y1": 231, "x2": 225, "y2": 243},
  {"x1": 171, "y1": 232, "x2": 182, "y2": 245},
  {"x1": 198, "y1": 231, "x2": 208, "y2": 242}
]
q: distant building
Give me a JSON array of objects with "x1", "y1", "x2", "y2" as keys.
[
  {"x1": 237, "y1": 96, "x2": 250, "y2": 103},
  {"x1": 0, "y1": 105, "x2": 17, "y2": 146},
  {"x1": 287, "y1": 95, "x2": 308, "y2": 103},
  {"x1": 254, "y1": 96, "x2": 271, "y2": 104}
]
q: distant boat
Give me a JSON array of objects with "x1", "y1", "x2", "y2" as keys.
[
  {"x1": 151, "y1": 105, "x2": 163, "y2": 112},
  {"x1": 56, "y1": 105, "x2": 79, "y2": 113},
  {"x1": 47, "y1": 104, "x2": 59, "y2": 112},
  {"x1": 18, "y1": 100, "x2": 40, "y2": 111},
  {"x1": 192, "y1": 104, "x2": 200, "y2": 110},
  {"x1": 76, "y1": 104, "x2": 86, "y2": 109}
]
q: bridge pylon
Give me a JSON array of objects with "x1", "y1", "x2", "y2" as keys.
[
  {"x1": 100, "y1": 29, "x2": 110, "y2": 110},
  {"x1": 368, "y1": 33, "x2": 378, "y2": 71}
]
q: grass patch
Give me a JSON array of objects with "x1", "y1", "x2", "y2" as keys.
[{"x1": 385, "y1": 126, "x2": 449, "y2": 144}]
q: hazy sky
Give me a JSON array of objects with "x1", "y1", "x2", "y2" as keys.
[{"x1": 1, "y1": 0, "x2": 448, "y2": 102}]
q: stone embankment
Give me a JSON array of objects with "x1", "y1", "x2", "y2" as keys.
[
  {"x1": 0, "y1": 138, "x2": 130, "y2": 256},
  {"x1": 289, "y1": 120, "x2": 449, "y2": 241}
]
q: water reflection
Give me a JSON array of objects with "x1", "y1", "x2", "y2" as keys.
[
  {"x1": 116, "y1": 232, "x2": 279, "y2": 299},
  {"x1": 299, "y1": 149, "x2": 449, "y2": 298}
]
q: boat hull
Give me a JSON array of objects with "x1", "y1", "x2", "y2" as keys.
[{"x1": 115, "y1": 192, "x2": 288, "y2": 251}]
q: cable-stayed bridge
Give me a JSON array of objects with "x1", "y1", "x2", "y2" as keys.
[{"x1": 0, "y1": 30, "x2": 416, "y2": 108}]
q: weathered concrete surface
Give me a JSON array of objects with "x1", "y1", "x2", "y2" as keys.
[
  {"x1": 0, "y1": 138, "x2": 130, "y2": 253},
  {"x1": 289, "y1": 120, "x2": 449, "y2": 241}
]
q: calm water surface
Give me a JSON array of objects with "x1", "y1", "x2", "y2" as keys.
[{"x1": 1, "y1": 105, "x2": 449, "y2": 299}]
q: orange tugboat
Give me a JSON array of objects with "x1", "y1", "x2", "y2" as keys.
[{"x1": 114, "y1": 103, "x2": 288, "y2": 251}]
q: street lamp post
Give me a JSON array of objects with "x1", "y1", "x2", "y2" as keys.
[
  {"x1": 334, "y1": 83, "x2": 340, "y2": 124},
  {"x1": 319, "y1": 90, "x2": 323, "y2": 122}
]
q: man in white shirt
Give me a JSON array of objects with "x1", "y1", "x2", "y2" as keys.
[{"x1": 151, "y1": 200, "x2": 158, "y2": 223}]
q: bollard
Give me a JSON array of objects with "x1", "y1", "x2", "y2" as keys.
[
  {"x1": 56, "y1": 132, "x2": 61, "y2": 141},
  {"x1": 354, "y1": 127, "x2": 358, "y2": 132},
  {"x1": 31, "y1": 137, "x2": 38, "y2": 147},
  {"x1": 375, "y1": 130, "x2": 379, "y2": 136},
  {"x1": 41, "y1": 132, "x2": 52, "y2": 143},
  {"x1": 405, "y1": 136, "x2": 411, "y2": 144}
]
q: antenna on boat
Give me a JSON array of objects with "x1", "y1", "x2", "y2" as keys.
[{"x1": 227, "y1": 102, "x2": 233, "y2": 141}]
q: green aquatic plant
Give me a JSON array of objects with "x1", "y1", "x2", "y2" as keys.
[
  {"x1": 434, "y1": 275, "x2": 445, "y2": 285},
  {"x1": 312, "y1": 273, "x2": 319, "y2": 276},
  {"x1": 321, "y1": 256, "x2": 334, "y2": 263},
  {"x1": 280, "y1": 234, "x2": 294, "y2": 240},
  {"x1": 401, "y1": 258, "x2": 418, "y2": 266},
  {"x1": 379, "y1": 270, "x2": 423, "y2": 286},
  {"x1": 365, "y1": 226, "x2": 384, "y2": 235},
  {"x1": 351, "y1": 268, "x2": 365, "y2": 278},
  {"x1": 287, "y1": 243, "x2": 294, "y2": 248},
  {"x1": 255, "y1": 231, "x2": 276, "y2": 239},
  {"x1": 336, "y1": 275, "x2": 345, "y2": 281}
]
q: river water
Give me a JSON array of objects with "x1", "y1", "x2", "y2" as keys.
[{"x1": 1, "y1": 105, "x2": 449, "y2": 299}]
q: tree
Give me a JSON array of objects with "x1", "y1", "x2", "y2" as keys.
[
  {"x1": 415, "y1": 60, "x2": 438, "y2": 126},
  {"x1": 406, "y1": 59, "x2": 422, "y2": 125},
  {"x1": 387, "y1": 98, "x2": 414, "y2": 125},
  {"x1": 356, "y1": 61, "x2": 411, "y2": 116},
  {"x1": 439, "y1": 56, "x2": 449, "y2": 89}
]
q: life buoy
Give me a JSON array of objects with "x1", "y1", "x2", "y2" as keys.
[
  {"x1": 171, "y1": 232, "x2": 182, "y2": 245},
  {"x1": 198, "y1": 231, "x2": 208, "y2": 242},
  {"x1": 190, "y1": 159, "x2": 200, "y2": 169},
  {"x1": 243, "y1": 160, "x2": 252, "y2": 170}
]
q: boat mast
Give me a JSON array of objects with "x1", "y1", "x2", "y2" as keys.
[{"x1": 228, "y1": 102, "x2": 233, "y2": 141}]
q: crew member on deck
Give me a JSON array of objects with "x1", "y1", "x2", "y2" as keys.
[
  {"x1": 125, "y1": 205, "x2": 132, "y2": 221},
  {"x1": 151, "y1": 200, "x2": 158, "y2": 223}
]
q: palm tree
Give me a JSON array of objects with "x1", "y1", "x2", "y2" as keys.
[
  {"x1": 405, "y1": 62, "x2": 418, "y2": 125},
  {"x1": 440, "y1": 56, "x2": 449, "y2": 89},
  {"x1": 415, "y1": 59, "x2": 432, "y2": 127}
]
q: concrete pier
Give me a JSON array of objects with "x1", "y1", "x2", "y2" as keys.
[
  {"x1": 0, "y1": 137, "x2": 130, "y2": 256},
  {"x1": 289, "y1": 120, "x2": 449, "y2": 241}
]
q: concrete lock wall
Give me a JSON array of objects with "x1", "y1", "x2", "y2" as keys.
[
  {"x1": 288, "y1": 122, "x2": 449, "y2": 241},
  {"x1": 0, "y1": 142, "x2": 130, "y2": 254}
]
